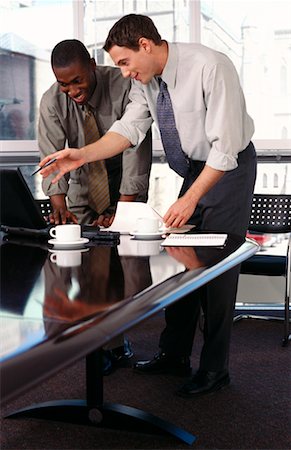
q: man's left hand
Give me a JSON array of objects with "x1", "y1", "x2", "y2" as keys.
[
  {"x1": 163, "y1": 195, "x2": 196, "y2": 228},
  {"x1": 91, "y1": 214, "x2": 114, "y2": 228}
]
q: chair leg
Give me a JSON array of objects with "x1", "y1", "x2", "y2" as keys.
[
  {"x1": 233, "y1": 311, "x2": 290, "y2": 347},
  {"x1": 282, "y1": 279, "x2": 290, "y2": 347},
  {"x1": 282, "y1": 236, "x2": 291, "y2": 347},
  {"x1": 235, "y1": 235, "x2": 291, "y2": 346}
]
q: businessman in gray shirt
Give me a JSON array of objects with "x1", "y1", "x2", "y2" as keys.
[
  {"x1": 38, "y1": 39, "x2": 152, "y2": 226},
  {"x1": 39, "y1": 16, "x2": 257, "y2": 398},
  {"x1": 38, "y1": 38, "x2": 152, "y2": 372}
]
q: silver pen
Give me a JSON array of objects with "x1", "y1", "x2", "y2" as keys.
[{"x1": 31, "y1": 158, "x2": 58, "y2": 176}]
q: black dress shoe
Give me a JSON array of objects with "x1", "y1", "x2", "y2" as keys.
[
  {"x1": 102, "y1": 339, "x2": 134, "y2": 376},
  {"x1": 176, "y1": 369, "x2": 230, "y2": 398},
  {"x1": 102, "y1": 350, "x2": 114, "y2": 376},
  {"x1": 133, "y1": 352, "x2": 192, "y2": 376},
  {"x1": 110, "y1": 337, "x2": 134, "y2": 363}
]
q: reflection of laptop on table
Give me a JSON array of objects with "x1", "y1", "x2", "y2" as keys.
[
  {"x1": 0, "y1": 167, "x2": 99, "y2": 239},
  {"x1": 0, "y1": 242, "x2": 48, "y2": 314}
]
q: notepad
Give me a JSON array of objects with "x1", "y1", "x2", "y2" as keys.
[{"x1": 161, "y1": 233, "x2": 228, "y2": 247}]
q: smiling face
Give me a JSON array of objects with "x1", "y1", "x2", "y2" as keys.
[
  {"x1": 53, "y1": 59, "x2": 97, "y2": 105},
  {"x1": 109, "y1": 38, "x2": 164, "y2": 85}
]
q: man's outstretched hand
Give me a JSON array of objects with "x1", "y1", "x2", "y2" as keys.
[{"x1": 39, "y1": 148, "x2": 86, "y2": 183}]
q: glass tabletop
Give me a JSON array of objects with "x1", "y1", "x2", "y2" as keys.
[{"x1": 0, "y1": 233, "x2": 258, "y2": 403}]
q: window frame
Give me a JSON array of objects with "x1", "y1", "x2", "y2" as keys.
[{"x1": 0, "y1": 0, "x2": 290, "y2": 161}]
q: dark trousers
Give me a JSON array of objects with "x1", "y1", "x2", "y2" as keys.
[{"x1": 159, "y1": 142, "x2": 257, "y2": 371}]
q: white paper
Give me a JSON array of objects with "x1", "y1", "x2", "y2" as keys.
[
  {"x1": 107, "y1": 202, "x2": 160, "y2": 234},
  {"x1": 107, "y1": 202, "x2": 195, "y2": 235},
  {"x1": 162, "y1": 233, "x2": 228, "y2": 247}
]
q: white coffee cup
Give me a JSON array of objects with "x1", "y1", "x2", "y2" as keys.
[
  {"x1": 135, "y1": 217, "x2": 163, "y2": 234},
  {"x1": 50, "y1": 250, "x2": 82, "y2": 267},
  {"x1": 49, "y1": 224, "x2": 81, "y2": 242}
]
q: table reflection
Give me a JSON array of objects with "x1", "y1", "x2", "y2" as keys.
[
  {"x1": 0, "y1": 241, "x2": 48, "y2": 358},
  {"x1": 1, "y1": 233, "x2": 258, "y2": 409},
  {"x1": 0, "y1": 233, "x2": 247, "y2": 361},
  {"x1": 43, "y1": 246, "x2": 153, "y2": 325},
  {"x1": 0, "y1": 242, "x2": 47, "y2": 316}
]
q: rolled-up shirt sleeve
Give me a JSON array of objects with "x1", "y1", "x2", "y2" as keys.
[
  {"x1": 203, "y1": 62, "x2": 254, "y2": 171},
  {"x1": 107, "y1": 80, "x2": 153, "y2": 196},
  {"x1": 38, "y1": 93, "x2": 70, "y2": 196}
]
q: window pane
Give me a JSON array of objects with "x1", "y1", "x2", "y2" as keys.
[
  {"x1": 0, "y1": 0, "x2": 73, "y2": 141},
  {"x1": 201, "y1": 0, "x2": 291, "y2": 141},
  {"x1": 84, "y1": 0, "x2": 191, "y2": 65}
]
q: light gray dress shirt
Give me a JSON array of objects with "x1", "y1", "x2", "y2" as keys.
[
  {"x1": 38, "y1": 65, "x2": 152, "y2": 221},
  {"x1": 110, "y1": 42, "x2": 255, "y2": 172}
]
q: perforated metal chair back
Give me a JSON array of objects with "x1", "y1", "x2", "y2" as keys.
[
  {"x1": 238, "y1": 193, "x2": 291, "y2": 346},
  {"x1": 248, "y1": 194, "x2": 291, "y2": 234}
]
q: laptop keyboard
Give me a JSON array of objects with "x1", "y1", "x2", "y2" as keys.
[
  {"x1": 36, "y1": 199, "x2": 52, "y2": 218},
  {"x1": 34, "y1": 200, "x2": 100, "y2": 235}
]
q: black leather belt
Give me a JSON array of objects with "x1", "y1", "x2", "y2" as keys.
[{"x1": 187, "y1": 158, "x2": 205, "y2": 174}]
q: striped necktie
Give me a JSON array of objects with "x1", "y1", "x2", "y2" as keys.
[
  {"x1": 84, "y1": 106, "x2": 110, "y2": 215},
  {"x1": 156, "y1": 80, "x2": 189, "y2": 177}
]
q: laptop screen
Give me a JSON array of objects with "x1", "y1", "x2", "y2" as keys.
[{"x1": 0, "y1": 167, "x2": 48, "y2": 230}]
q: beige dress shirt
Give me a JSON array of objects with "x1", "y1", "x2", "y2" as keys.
[{"x1": 110, "y1": 42, "x2": 255, "y2": 172}]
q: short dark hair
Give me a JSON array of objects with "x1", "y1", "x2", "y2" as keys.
[
  {"x1": 51, "y1": 39, "x2": 91, "y2": 68},
  {"x1": 103, "y1": 14, "x2": 162, "y2": 52}
]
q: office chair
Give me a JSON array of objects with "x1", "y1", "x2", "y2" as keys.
[{"x1": 234, "y1": 194, "x2": 291, "y2": 347}]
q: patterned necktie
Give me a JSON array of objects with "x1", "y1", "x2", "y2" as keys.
[
  {"x1": 84, "y1": 106, "x2": 110, "y2": 215},
  {"x1": 156, "y1": 80, "x2": 189, "y2": 177}
]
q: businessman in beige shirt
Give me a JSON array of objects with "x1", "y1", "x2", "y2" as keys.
[{"x1": 39, "y1": 16, "x2": 257, "y2": 397}]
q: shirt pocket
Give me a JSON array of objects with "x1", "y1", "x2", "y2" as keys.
[
  {"x1": 69, "y1": 168, "x2": 82, "y2": 183},
  {"x1": 67, "y1": 177, "x2": 88, "y2": 208}
]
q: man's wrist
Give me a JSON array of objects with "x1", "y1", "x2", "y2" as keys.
[
  {"x1": 184, "y1": 186, "x2": 200, "y2": 206},
  {"x1": 119, "y1": 194, "x2": 138, "y2": 202},
  {"x1": 79, "y1": 147, "x2": 88, "y2": 163}
]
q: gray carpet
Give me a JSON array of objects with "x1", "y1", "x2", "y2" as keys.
[{"x1": 1, "y1": 314, "x2": 290, "y2": 450}]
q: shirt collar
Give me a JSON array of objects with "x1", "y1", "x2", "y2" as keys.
[{"x1": 160, "y1": 42, "x2": 178, "y2": 89}]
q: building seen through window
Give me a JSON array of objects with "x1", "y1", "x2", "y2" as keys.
[
  {"x1": 200, "y1": 0, "x2": 291, "y2": 140},
  {"x1": 0, "y1": 0, "x2": 290, "y2": 144},
  {"x1": 0, "y1": 0, "x2": 73, "y2": 141}
]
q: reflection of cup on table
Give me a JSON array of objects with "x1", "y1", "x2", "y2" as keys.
[
  {"x1": 49, "y1": 224, "x2": 81, "y2": 242},
  {"x1": 50, "y1": 250, "x2": 82, "y2": 267},
  {"x1": 136, "y1": 240, "x2": 162, "y2": 256},
  {"x1": 136, "y1": 217, "x2": 163, "y2": 233}
]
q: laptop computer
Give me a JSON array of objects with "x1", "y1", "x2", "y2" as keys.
[{"x1": 0, "y1": 167, "x2": 100, "y2": 239}]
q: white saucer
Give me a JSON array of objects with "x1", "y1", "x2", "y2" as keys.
[
  {"x1": 48, "y1": 237, "x2": 89, "y2": 248},
  {"x1": 48, "y1": 247, "x2": 89, "y2": 254},
  {"x1": 129, "y1": 230, "x2": 166, "y2": 240}
]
